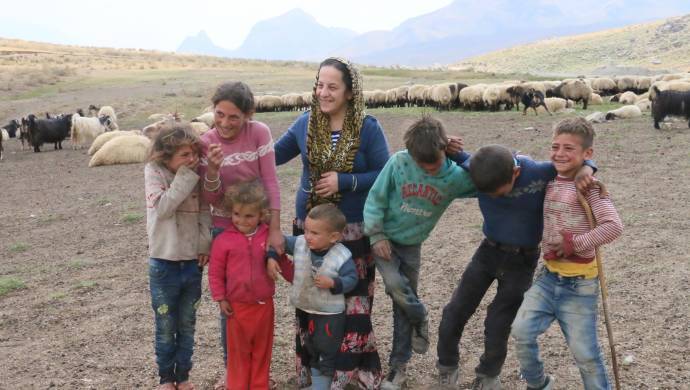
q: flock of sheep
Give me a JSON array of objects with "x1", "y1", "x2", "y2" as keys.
[
  {"x1": 254, "y1": 72, "x2": 690, "y2": 119},
  {"x1": 3, "y1": 72, "x2": 690, "y2": 164}
]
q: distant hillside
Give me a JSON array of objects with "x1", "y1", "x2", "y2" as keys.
[{"x1": 456, "y1": 14, "x2": 690, "y2": 75}]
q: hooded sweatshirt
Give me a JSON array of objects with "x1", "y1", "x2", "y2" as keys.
[{"x1": 363, "y1": 150, "x2": 476, "y2": 246}]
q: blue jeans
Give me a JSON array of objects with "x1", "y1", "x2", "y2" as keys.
[
  {"x1": 149, "y1": 258, "x2": 202, "y2": 384},
  {"x1": 374, "y1": 241, "x2": 425, "y2": 368},
  {"x1": 210, "y1": 226, "x2": 228, "y2": 364},
  {"x1": 511, "y1": 268, "x2": 610, "y2": 390}
]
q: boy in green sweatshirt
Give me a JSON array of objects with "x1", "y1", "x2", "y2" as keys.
[{"x1": 363, "y1": 116, "x2": 476, "y2": 390}]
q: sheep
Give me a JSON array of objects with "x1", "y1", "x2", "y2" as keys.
[
  {"x1": 301, "y1": 92, "x2": 313, "y2": 109},
  {"x1": 281, "y1": 93, "x2": 305, "y2": 111},
  {"x1": 590, "y1": 93, "x2": 604, "y2": 105},
  {"x1": 586, "y1": 112, "x2": 607, "y2": 123},
  {"x1": 256, "y1": 95, "x2": 283, "y2": 112},
  {"x1": 1, "y1": 128, "x2": 8, "y2": 141},
  {"x1": 190, "y1": 121, "x2": 210, "y2": 135},
  {"x1": 97, "y1": 106, "x2": 118, "y2": 130},
  {"x1": 431, "y1": 84, "x2": 454, "y2": 111},
  {"x1": 619, "y1": 91, "x2": 638, "y2": 105},
  {"x1": 394, "y1": 86, "x2": 410, "y2": 107},
  {"x1": 637, "y1": 92, "x2": 649, "y2": 101},
  {"x1": 522, "y1": 81, "x2": 547, "y2": 95},
  {"x1": 191, "y1": 112, "x2": 214, "y2": 127},
  {"x1": 615, "y1": 76, "x2": 637, "y2": 92},
  {"x1": 535, "y1": 97, "x2": 570, "y2": 114},
  {"x1": 651, "y1": 86, "x2": 690, "y2": 129},
  {"x1": 482, "y1": 83, "x2": 514, "y2": 111},
  {"x1": 552, "y1": 79, "x2": 592, "y2": 109},
  {"x1": 591, "y1": 78, "x2": 617, "y2": 95},
  {"x1": 88, "y1": 134, "x2": 151, "y2": 167},
  {"x1": 648, "y1": 81, "x2": 690, "y2": 101},
  {"x1": 88, "y1": 130, "x2": 142, "y2": 155},
  {"x1": 71, "y1": 114, "x2": 114, "y2": 149},
  {"x1": 636, "y1": 99, "x2": 652, "y2": 112},
  {"x1": 408, "y1": 85, "x2": 428, "y2": 107},
  {"x1": 459, "y1": 84, "x2": 487, "y2": 110},
  {"x1": 635, "y1": 77, "x2": 652, "y2": 94},
  {"x1": 605, "y1": 105, "x2": 642, "y2": 120},
  {"x1": 385, "y1": 89, "x2": 398, "y2": 108}
]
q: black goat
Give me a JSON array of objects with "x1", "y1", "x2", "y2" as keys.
[
  {"x1": 651, "y1": 86, "x2": 690, "y2": 129},
  {"x1": 26, "y1": 114, "x2": 73, "y2": 152}
]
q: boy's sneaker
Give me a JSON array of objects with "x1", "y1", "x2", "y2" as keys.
[
  {"x1": 471, "y1": 373, "x2": 501, "y2": 390},
  {"x1": 527, "y1": 375, "x2": 554, "y2": 390},
  {"x1": 411, "y1": 317, "x2": 429, "y2": 354},
  {"x1": 437, "y1": 365, "x2": 459, "y2": 388},
  {"x1": 381, "y1": 365, "x2": 407, "y2": 390}
]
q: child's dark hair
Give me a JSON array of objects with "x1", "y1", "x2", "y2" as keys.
[
  {"x1": 148, "y1": 121, "x2": 200, "y2": 164},
  {"x1": 469, "y1": 144, "x2": 516, "y2": 193},
  {"x1": 307, "y1": 203, "x2": 347, "y2": 233},
  {"x1": 212, "y1": 81, "x2": 255, "y2": 115},
  {"x1": 319, "y1": 58, "x2": 353, "y2": 93},
  {"x1": 223, "y1": 179, "x2": 269, "y2": 213},
  {"x1": 553, "y1": 117, "x2": 595, "y2": 149},
  {"x1": 404, "y1": 115, "x2": 449, "y2": 164}
]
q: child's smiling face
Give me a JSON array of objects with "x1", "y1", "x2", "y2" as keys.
[{"x1": 550, "y1": 133, "x2": 592, "y2": 178}]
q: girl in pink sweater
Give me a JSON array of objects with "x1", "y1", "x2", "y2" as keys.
[{"x1": 208, "y1": 180, "x2": 275, "y2": 390}]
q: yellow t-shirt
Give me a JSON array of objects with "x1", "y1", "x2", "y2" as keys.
[{"x1": 545, "y1": 258, "x2": 598, "y2": 279}]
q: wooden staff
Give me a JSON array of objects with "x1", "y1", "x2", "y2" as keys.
[{"x1": 576, "y1": 188, "x2": 621, "y2": 390}]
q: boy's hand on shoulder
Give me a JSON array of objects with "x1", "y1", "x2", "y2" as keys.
[
  {"x1": 574, "y1": 165, "x2": 595, "y2": 193},
  {"x1": 314, "y1": 275, "x2": 335, "y2": 289},
  {"x1": 445, "y1": 136, "x2": 464, "y2": 155},
  {"x1": 218, "y1": 300, "x2": 233, "y2": 317},
  {"x1": 373, "y1": 239, "x2": 392, "y2": 261},
  {"x1": 267, "y1": 258, "x2": 281, "y2": 281}
]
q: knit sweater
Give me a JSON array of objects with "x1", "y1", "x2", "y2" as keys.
[
  {"x1": 363, "y1": 151, "x2": 476, "y2": 246},
  {"x1": 274, "y1": 112, "x2": 390, "y2": 223},
  {"x1": 199, "y1": 121, "x2": 280, "y2": 229},
  {"x1": 145, "y1": 163, "x2": 212, "y2": 260},
  {"x1": 542, "y1": 176, "x2": 623, "y2": 277}
]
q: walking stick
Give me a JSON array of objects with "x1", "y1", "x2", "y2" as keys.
[{"x1": 576, "y1": 189, "x2": 621, "y2": 390}]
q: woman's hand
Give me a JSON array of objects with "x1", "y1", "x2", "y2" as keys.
[
  {"x1": 218, "y1": 300, "x2": 233, "y2": 317},
  {"x1": 372, "y1": 239, "x2": 392, "y2": 261},
  {"x1": 315, "y1": 171, "x2": 339, "y2": 197},
  {"x1": 206, "y1": 143, "x2": 224, "y2": 178}
]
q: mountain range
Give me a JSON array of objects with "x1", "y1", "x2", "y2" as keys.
[{"x1": 177, "y1": 1, "x2": 690, "y2": 67}]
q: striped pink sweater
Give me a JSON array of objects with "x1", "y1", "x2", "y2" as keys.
[
  {"x1": 199, "y1": 121, "x2": 280, "y2": 229},
  {"x1": 542, "y1": 176, "x2": 623, "y2": 263}
]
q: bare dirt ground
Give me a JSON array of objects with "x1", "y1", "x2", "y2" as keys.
[{"x1": 1, "y1": 108, "x2": 689, "y2": 390}]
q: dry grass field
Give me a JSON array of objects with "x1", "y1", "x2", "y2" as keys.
[{"x1": 1, "y1": 38, "x2": 689, "y2": 389}]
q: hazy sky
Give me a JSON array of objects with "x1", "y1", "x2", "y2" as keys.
[{"x1": 0, "y1": 0, "x2": 454, "y2": 51}]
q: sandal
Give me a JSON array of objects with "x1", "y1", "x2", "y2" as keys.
[{"x1": 176, "y1": 381, "x2": 196, "y2": 390}]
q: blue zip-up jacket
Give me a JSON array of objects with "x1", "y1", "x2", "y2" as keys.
[{"x1": 274, "y1": 111, "x2": 390, "y2": 223}]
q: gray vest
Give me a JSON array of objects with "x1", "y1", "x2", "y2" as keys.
[{"x1": 289, "y1": 236, "x2": 352, "y2": 314}]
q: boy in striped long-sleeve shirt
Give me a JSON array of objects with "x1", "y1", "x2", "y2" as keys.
[{"x1": 511, "y1": 117, "x2": 623, "y2": 390}]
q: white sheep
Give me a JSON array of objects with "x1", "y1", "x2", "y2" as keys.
[
  {"x1": 431, "y1": 84, "x2": 454, "y2": 110},
  {"x1": 71, "y1": 115, "x2": 114, "y2": 149},
  {"x1": 586, "y1": 112, "x2": 607, "y2": 123},
  {"x1": 88, "y1": 134, "x2": 151, "y2": 167},
  {"x1": 536, "y1": 97, "x2": 570, "y2": 114},
  {"x1": 190, "y1": 121, "x2": 210, "y2": 136},
  {"x1": 459, "y1": 84, "x2": 487, "y2": 110},
  {"x1": 407, "y1": 85, "x2": 427, "y2": 107},
  {"x1": 97, "y1": 106, "x2": 118, "y2": 130},
  {"x1": 1, "y1": 128, "x2": 8, "y2": 141},
  {"x1": 619, "y1": 91, "x2": 638, "y2": 105},
  {"x1": 256, "y1": 95, "x2": 282, "y2": 112},
  {"x1": 482, "y1": 83, "x2": 513, "y2": 111},
  {"x1": 636, "y1": 99, "x2": 651, "y2": 111},
  {"x1": 88, "y1": 130, "x2": 142, "y2": 155},
  {"x1": 605, "y1": 105, "x2": 642, "y2": 120},
  {"x1": 192, "y1": 112, "x2": 214, "y2": 128},
  {"x1": 615, "y1": 76, "x2": 636, "y2": 92},
  {"x1": 590, "y1": 93, "x2": 604, "y2": 105},
  {"x1": 591, "y1": 78, "x2": 617, "y2": 95},
  {"x1": 553, "y1": 79, "x2": 592, "y2": 109}
]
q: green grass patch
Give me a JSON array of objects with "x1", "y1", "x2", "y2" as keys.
[
  {"x1": 96, "y1": 197, "x2": 112, "y2": 206},
  {"x1": 75, "y1": 280, "x2": 98, "y2": 289},
  {"x1": 121, "y1": 212, "x2": 144, "y2": 224},
  {"x1": 0, "y1": 277, "x2": 26, "y2": 297},
  {"x1": 67, "y1": 259, "x2": 89, "y2": 270},
  {"x1": 49, "y1": 292, "x2": 68, "y2": 300},
  {"x1": 9, "y1": 242, "x2": 29, "y2": 253}
]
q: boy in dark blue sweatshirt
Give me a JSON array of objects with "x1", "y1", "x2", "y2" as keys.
[{"x1": 436, "y1": 144, "x2": 595, "y2": 389}]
